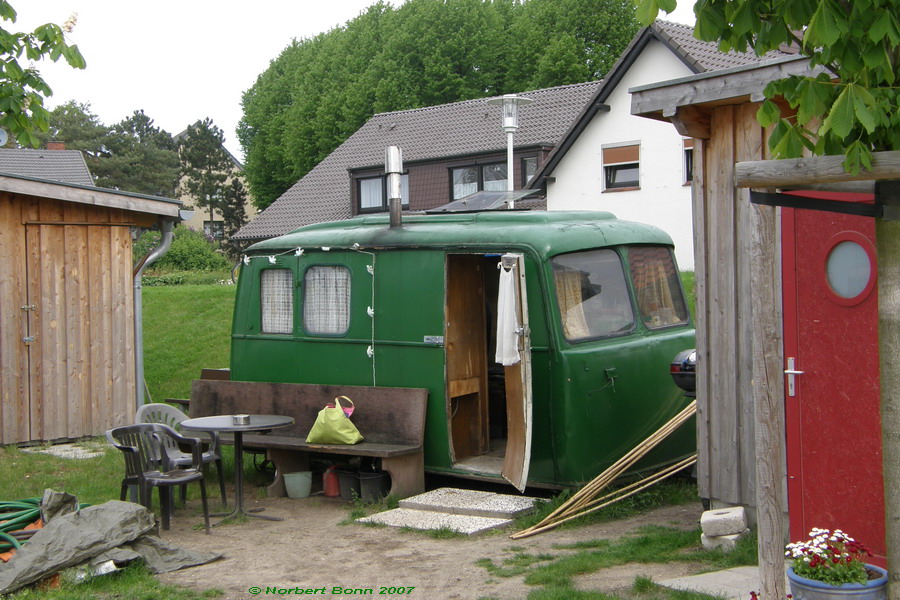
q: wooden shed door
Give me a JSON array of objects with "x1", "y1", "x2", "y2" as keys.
[
  {"x1": 24, "y1": 222, "x2": 134, "y2": 442},
  {"x1": 782, "y1": 192, "x2": 885, "y2": 564}
]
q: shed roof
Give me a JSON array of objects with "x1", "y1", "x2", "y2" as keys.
[
  {"x1": 234, "y1": 81, "x2": 601, "y2": 241},
  {"x1": 0, "y1": 148, "x2": 96, "y2": 187},
  {"x1": 0, "y1": 171, "x2": 182, "y2": 219}
]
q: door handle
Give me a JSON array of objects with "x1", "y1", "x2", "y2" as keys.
[{"x1": 784, "y1": 357, "x2": 804, "y2": 397}]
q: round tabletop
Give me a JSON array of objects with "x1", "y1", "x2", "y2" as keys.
[{"x1": 181, "y1": 414, "x2": 295, "y2": 432}]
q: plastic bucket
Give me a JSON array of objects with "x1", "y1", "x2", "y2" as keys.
[
  {"x1": 283, "y1": 471, "x2": 312, "y2": 499},
  {"x1": 358, "y1": 471, "x2": 390, "y2": 502},
  {"x1": 336, "y1": 468, "x2": 360, "y2": 501}
]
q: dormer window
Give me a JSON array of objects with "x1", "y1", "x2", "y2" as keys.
[{"x1": 357, "y1": 174, "x2": 409, "y2": 213}]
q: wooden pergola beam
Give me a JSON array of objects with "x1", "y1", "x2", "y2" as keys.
[{"x1": 735, "y1": 151, "x2": 900, "y2": 189}]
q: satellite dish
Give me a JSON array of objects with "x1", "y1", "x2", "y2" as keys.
[{"x1": 0, "y1": 129, "x2": 8, "y2": 147}]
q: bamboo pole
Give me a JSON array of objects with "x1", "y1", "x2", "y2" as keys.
[{"x1": 512, "y1": 400, "x2": 697, "y2": 539}]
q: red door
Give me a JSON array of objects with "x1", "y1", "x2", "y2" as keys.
[{"x1": 782, "y1": 191, "x2": 885, "y2": 566}]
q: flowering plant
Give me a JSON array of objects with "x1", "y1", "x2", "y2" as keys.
[{"x1": 786, "y1": 528, "x2": 873, "y2": 586}]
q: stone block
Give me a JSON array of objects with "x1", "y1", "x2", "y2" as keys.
[
  {"x1": 700, "y1": 506, "x2": 747, "y2": 537},
  {"x1": 701, "y1": 529, "x2": 750, "y2": 552}
]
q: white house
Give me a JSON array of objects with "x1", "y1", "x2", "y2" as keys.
[{"x1": 529, "y1": 21, "x2": 794, "y2": 269}]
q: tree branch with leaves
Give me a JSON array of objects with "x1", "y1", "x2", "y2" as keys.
[
  {"x1": 636, "y1": 0, "x2": 900, "y2": 174},
  {"x1": 0, "y1": 1, "x2": 85, "y2": 147}
]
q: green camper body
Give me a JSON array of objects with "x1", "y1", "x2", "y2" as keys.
[{"x1": 231, "y1": 210, "x2": 696, "y2": 489}]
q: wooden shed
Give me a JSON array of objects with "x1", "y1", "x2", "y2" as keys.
[
  {"x1": 630, "y1": 55, "x2": 900, "y2": 597},
  {"x1": 0, "y1": 173, "x2": 181, "y2": 445}
]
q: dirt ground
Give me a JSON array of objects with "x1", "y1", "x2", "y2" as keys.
[{"x1": 158, "y1": 485, "x2": 708, "y2": 600}]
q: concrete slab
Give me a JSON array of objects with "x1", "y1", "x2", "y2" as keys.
[
  {"x1": 358, "y1": 508, "x2": 513, "y2": 535},
  {"x1": 399, "y1": 487, "x2": 541, "y2": 519},
  {"x1": 20, "y1": 443, "x2": 105, "y2": 460},
  {"x1": 659, "y1": 566, "x2": 789, "y2": 600}
]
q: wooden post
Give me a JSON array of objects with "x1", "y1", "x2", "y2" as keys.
[
  {"x1": 749, "y1": 196, "x2": 788, "y2": 600},
  {"x1": 877, "y1": 211, "x2": 900, "y2": 600}
]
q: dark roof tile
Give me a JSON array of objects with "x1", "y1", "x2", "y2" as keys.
[{"x1": 0, "y1": 148, "x2": 95, "y2": 187}]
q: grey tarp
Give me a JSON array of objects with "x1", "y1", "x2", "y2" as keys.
[{"x1": 0, "y1": 492, "x2": 222, "y2": 595}]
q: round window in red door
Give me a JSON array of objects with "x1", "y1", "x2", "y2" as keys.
[{"x1": 822, "y1": 231, "x2": 877, "y2": 306}]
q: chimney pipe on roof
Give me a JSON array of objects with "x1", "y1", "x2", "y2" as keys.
[
  {"x1": 386, "y1": 145, "x2": 403, "y2": 228},
  {"x1": 46, "y1": 141, "x2": 66, "y2": 151}
]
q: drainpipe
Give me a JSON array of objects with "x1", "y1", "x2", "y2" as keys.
[{"x1": 132, "y1": 218, "x2": 177, "y2": 410}]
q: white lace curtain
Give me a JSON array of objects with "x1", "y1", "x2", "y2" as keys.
[
  {"x1": 261, "y1": 269, "x2": 294, "y2": 334},
  {"x1": 303, "y1": 266, "x2": 350, "y2": 334}
]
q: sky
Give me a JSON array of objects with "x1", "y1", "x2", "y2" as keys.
[{"x1": 16, "y1": 1, "x2": 695, "y2": 161}]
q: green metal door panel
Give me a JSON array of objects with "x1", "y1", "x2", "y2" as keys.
[
  {"x1": 550, "y1": 328, "x2": 695, "y2": 485},
  {"x1": 373, "y1": 250, "x2": 446, "y2": 342},
  {"x1": 231, "y1": 339, "x2": 303, "y2": 383},
  {"x1": 372, "y1": 344, "x2": 451, "y2": 469}
]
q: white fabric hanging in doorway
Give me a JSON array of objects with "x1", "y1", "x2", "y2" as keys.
[{"x1": 495, "y1": 264, "x2": 521, "y2": 366}]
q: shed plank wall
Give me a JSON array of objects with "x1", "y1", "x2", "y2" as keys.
[
  {"x1": 0, "y1": 193, "x2": 138, "y2": 444},
  {"x1": 695, "y1": 102, "x2": 781, "y2": 510},
  {"x1": 0, "y1": 195, "x2": 29, "y2": 443}
]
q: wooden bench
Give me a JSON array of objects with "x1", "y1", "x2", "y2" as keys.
[{"x1": 188, "y1": 379, "x2": 429, "y2": 499}]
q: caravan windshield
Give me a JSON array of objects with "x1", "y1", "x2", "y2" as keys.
[
  {"x1": 552, "y1": 246, "x2": 688, "y2": 342},
  {"x1": 552, "y1": 249, "x2": 634, "y2": 341}
]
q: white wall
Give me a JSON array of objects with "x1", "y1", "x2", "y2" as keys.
[{"x1": 546, "y1": 40, "x2": 696, "y2": 270}]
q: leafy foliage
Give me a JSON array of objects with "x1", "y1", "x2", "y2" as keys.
[
  {"x1": 35, "y1": 102, "x2": 180, "y2": 197},
  {"x1": 133, "y1": 226, "x2": 231, "y2": 272},
  {"x1": 95, "y1": 109, "x2": 180, "y2": 196},
  {"x1": 239, "y1": 0, "x2": 640, "y2": 209},
  {"x1": 635, "y1": 0, "x2": 900, "y2": 174},
  {"x1": 0, "y1": 2, "x2": 85, "y2": 147},
  {"x1": 33, "y1": 100, "x2": 108, "y2": 154}
]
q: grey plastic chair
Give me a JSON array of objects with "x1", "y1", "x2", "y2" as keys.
[
  {"x1": 106, "y1": 423, "x2": 210, "y2": 533},
  {"x1": 135, "y1": 403, "x2": 227, "y2": 504}
]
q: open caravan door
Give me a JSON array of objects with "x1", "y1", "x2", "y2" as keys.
[{"x1": 496, "y1": 254, "x2": 533, "y2": 492}]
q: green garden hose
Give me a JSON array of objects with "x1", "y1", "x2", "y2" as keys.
[{"x1": 0, "y1": 498, "x2": 42, "y2": 553}]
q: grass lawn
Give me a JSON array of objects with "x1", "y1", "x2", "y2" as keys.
[{"x1": 142, "y1": 284, "x2": 236, "y2": 402}]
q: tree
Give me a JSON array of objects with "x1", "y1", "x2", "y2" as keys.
[
  {"x1": 0, "y1": 2, "x2": 85, "y2": 147},
  {"x1": 34, "y1": 100, "x2": 108, "y2": 155},
  {"x1": 95, "y1": 110, "x2": 179, "y2": 197},
  {"x1": 178, "y1": 118, "x2": 236, "y2": 233},
  {"x1": 636, "y1": 0, "x2": 900, "y2": 174},
  {"x1": 220, "y1": 177, "x2": 249, "y2": 261}
]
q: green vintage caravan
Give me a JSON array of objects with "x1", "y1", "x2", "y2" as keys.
[{"x1": 230, "y1": 210, "x2": 695, "y2": 490}]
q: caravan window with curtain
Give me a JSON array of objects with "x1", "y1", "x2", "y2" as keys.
[
  {"x1": 551, "y1": 249, "x2": 634, "y2": 342},
  {"x1": 303, "y1": 266, "x2": 351, "y2": 335},
  {"x1": 260, "y1": 269, "x2": 294, "y2": 334},
  {"x1": 627, "y1": 246, "x2": 688, "y2": 329}
]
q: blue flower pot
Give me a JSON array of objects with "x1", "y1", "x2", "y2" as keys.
[{"x1": 787, "y1": 565, "x2": 888, "y2": 600}]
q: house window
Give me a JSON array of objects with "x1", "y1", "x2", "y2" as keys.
[
  {"x1": 303, "y1": 265, "x2": 350, "y2": 335},
  {"x1": 522, "y1": 156, "x2": 538, "y2": 185},
  {"x1": 261, "y1": 269, "x2": 293, "y2": 334},
  {"x1": 204, "y1": 220, "x2": 224, "y2": 239},
  {"x1": 357, "y1": 174, "x2": 409, "y2": 213},
  {"x1": 683, "y1": 139, "x2": 694, "y2": 184},
  {"x1": 602, "y1": 144, "x2": 640, "y2": 191},
  {"x1": 450, "y1": 163, "x2": 507, "y2": 200}
]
